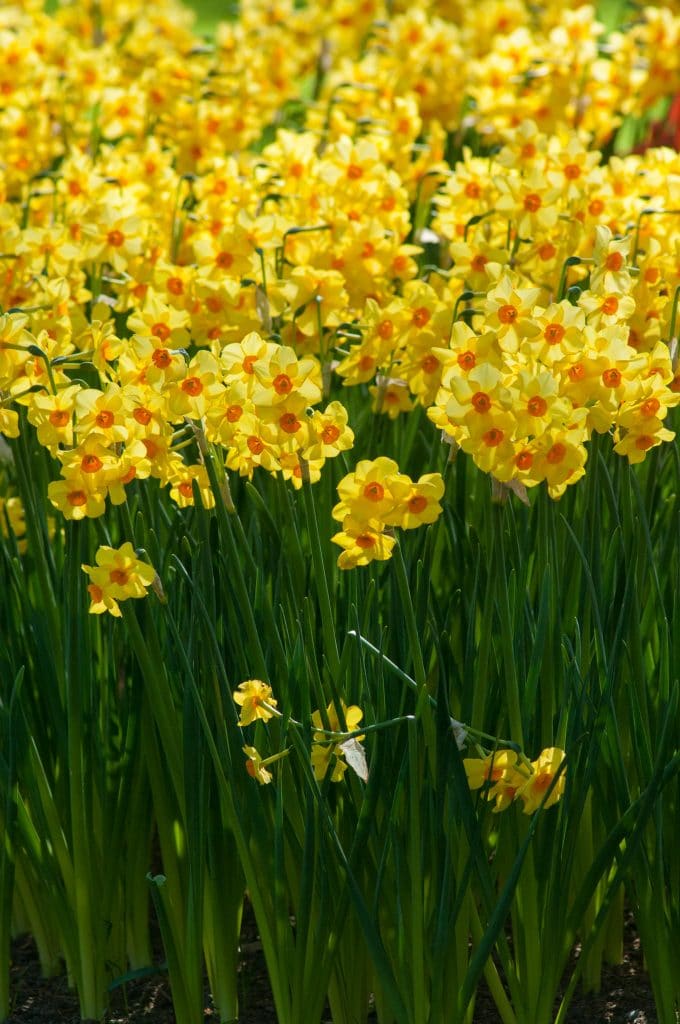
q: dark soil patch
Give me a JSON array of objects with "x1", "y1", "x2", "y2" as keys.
[
  {"x1": 6, "y1": 907, "x2": 659, "y2": 1023},
  {"x1": 471, "y1": 911, "x2": 659, "y2": 1024}
]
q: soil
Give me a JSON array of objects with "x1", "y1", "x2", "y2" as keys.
[{"x1": 6, "y1": 906, "x2": 660, "y2": 1024}]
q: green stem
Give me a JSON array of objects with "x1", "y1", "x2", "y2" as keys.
[
  {"x1": 0, "y1": 675, "x2": 20, "y2": 1022},
  {"x1": 407, "y1": 725, "x2": 427, "y2": 1024},
  {"x1": 493, "y1": 507, "x2": 524, "y2": 747},
  {"x1": 121, "y1": 605, "x2": 184, "y2": 807},
  {"x1": 201, "y1": 446, "x2": 269, "y2": 680},
  {"x1": 392, "y1": 542, "x2": 427, "y2": 690},
  {"x1": 299, "y1": 460, "x2": 340, "y2": 678},
  {"x1": 469, "y1": 900, "x2": 517, "y2": 1024},
  {"x1": 65, "y1": 522, "x2": 104, "y2": 1020}
]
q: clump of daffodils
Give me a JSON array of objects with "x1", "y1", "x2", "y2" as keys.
[
  {"x1": 464, "y1": 746, "x2": 567, "y2": 814},
  {"x1": 0, "y1": 0, "x2": 679, "y2": 570},
  {"x1": 233, "y1": 680, "x2": 366, "y2": 786},
  {"x1": 331, "y1": 458, "x2": 445, "y2": 569}
]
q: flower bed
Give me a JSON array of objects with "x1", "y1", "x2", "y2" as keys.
[{"x1": 1, "y1": 1, "x2": 680, "y2": 1023}]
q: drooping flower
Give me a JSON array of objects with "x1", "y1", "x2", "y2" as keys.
[{"x1": 243, "y1": 746, "x2": 273, "y2": 785}]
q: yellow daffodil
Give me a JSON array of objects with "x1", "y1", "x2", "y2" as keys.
[
  {"x1": 243, "y1": 746, "x2": 273, "y2": 786},
  {"x1": 81, "y1": 542, "x2": 156, "y2": 617},
  {"x1": 518, "y1": 747, "x2": 567, "y2": 814},
  {"x1": 233, "y1": 679, "x2": 278, "y2": 726},
  {"x1": 311, "y1": 702, "x2": 364, "y2": 783}
]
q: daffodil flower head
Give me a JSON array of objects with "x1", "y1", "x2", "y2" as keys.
[
  {"x1": 518, "y1": 747, "x2": 567, "y2": 814},
  {"x1": 81, "y1": 542, "x2": 156, "y2": 616},
  {"x1": 243, "y1": 746, "x2": 273, "y2": 785},
  {"x1": 331, "y1": 515, "x2": 397, "y2": 569},
  {"x1": 233, "y1": 678, "x2": 278, "y2": 726},
  {"x1": 464, "y1": 748, "x2": 528, "y2": 812},
  {"x1": 311, "y1": 701, "x2": 364, "y2": 783}
]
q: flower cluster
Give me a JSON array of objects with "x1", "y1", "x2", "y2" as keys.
[
  {"x1": 310, "y1": 3, "x2": 679, "y2": 147},
  {"x1": 235, "y1": 681, "x2": 283, "y2": 781},
  {"x1": 331, "y1": 458, "x2": 445, "y2": 569},
  {"x1": 425, "y1": 140, "x2": 680, "y2": 495},
  {"x1": 464, "y1": 746, "x2": 567, "y2": 814},
  {"x1": 1, "y1": 308, "x2": 356, "y2": 523},
  {"x1": 1, "y1": 0, "x2": 680, "y2": 551},
  {"x1": 233, "y1": 680, "x2": 365, "y2": 786}
]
